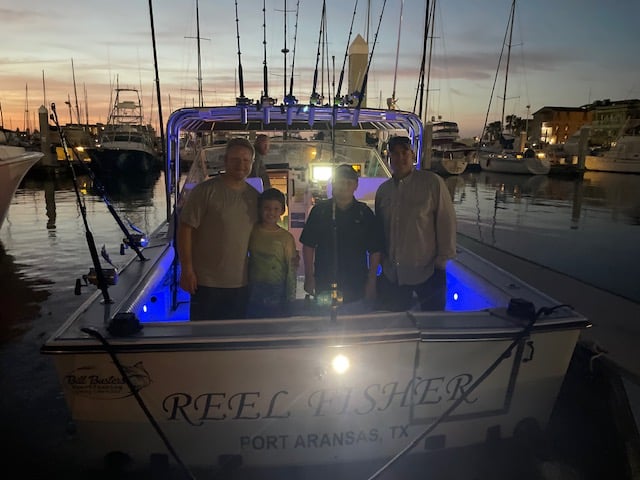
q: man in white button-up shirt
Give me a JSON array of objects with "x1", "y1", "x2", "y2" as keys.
[{"x1": 375, "y1": 135, "x2": 457, "y2": 311}]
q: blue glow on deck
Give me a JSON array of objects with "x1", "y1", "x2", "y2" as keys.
[{"x1": 132, "y1": 258, "x2": 505, "y2": 323}]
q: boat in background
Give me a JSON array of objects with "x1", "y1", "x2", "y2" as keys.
[
  {"x1": 477, "y1": 0, "x2": 550, "y2": 176},
  {"x1": 41, "y1": 104, "x2": 589, "y2": 476},
  {"x1": 479, "y1": 139, "x2": 551, "y2": 175},
  {"x1": 50, "y1": 123, "x2": 96, "y2": 165},
  {"x1": 429, "y1": 119, "x2": 473, "y2": 175},
  {"x1": 585, "y1": 119, "x2": 640, "y2": 173},
  {"x1": 87, "y1": 87, "x2": 160, "y2": 174},
  {"x1": 0, "y1": 129, "x2": 43, "y2": 228}
]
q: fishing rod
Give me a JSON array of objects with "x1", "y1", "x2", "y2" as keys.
[
  {"x1": 334, "y1": 0, "x2": 358, "y2": 105},
  {"x1": 234, "y1": 0, "x2": 251, "y2": 106},
  {"x1": 76, "y1": 159, "x2": 149, "y2": 261},
  {"x1": 54, "y1": 125, "x2": 148, "y2": 262},
  {"x1": 327, "y1": 0, "x2": 362, "y2": 322},
  {"x1": 284, "y1": 0, "x2": 300, "y2": 105},
  {"x1": 261, "y1": 0, "x2": 276, "y2": 106},
  {"x1": 413, "y1": 0, "x2": 430, "y2": 117},
  {"x1": 51, "y1": 103, "x2": 112, "y2": 304},
  {"x1": 355, "y1": 0, "x2": 388, "y2": 110},
  {"x1": 281, "y1": 0, "x2": 289, "y2": 103},
  {"x1": 310, "y1": 0, "x2": 326, "y2": 105}
]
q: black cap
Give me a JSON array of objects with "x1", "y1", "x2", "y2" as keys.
[
  {"x1": 334, "y1": 164, "x2": 359, "y2": 180},
  {"x1": 388, "y1": 135, "x2": 412, "y2": 150}
]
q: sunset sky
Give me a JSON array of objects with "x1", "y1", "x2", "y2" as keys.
[{"x1": 1, "y1": 0, "x2": 638, "y2": 139}]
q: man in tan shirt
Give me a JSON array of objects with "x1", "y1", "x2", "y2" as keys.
[{"x1": 178, "y1": 138, "x2": 259, "y2": 320}]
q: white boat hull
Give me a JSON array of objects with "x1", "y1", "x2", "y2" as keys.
[
  {"x1": 430, "y1": 153, "x2": 468, "y2": 176},
  {"x1": 50, "y1": 325, "x2": 579, "y2": 468},
  {"x1": 479, "y1": 153, "x2": 550, "y2": 175},
  {"x1": 585, "y1": 155, "x2": 640, "y2": 174},
  {"x1": 0, "y1": 149, "x2": 43, "y2": 227}
]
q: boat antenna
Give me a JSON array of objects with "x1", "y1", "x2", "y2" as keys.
[
  {"x1": 234, "y1": 0, "x2": 251, "y2": 105},
  {"x1": 355, "y1": 0, "x2": 388, "y2": 110},
  {"x1": 284, "y1": 0, "x2": 300, "y2": 105},
  {"x1": 260, "y1": 0, "x2": 276, "y2": 106},
  {"x1": 50, "y1": 103, "x2": 112, "y2": 304},
  {"x1": 334, "y1": 0, "x2": 358, "y2": 105},
  {"x1": 387, "y1": 0, "x2": 404, "y2": 110},
  {"x1": 310, "y1": 0, "x2": 327, "y2": 105}
]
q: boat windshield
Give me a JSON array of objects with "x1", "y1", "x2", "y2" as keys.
[{"x1": 179, "y1": 133, "x2": 392, "y2": 209}]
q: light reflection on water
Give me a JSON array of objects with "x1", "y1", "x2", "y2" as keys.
[
  {"x1": 1, "y1": 169, "x2": 639, "y2": 341},
  {"x1": 0, "y1": 171, "x2": 168, "y2": 340},
  {"x1": 451, "y1": 171, "x2": 640, "y2": 302}
]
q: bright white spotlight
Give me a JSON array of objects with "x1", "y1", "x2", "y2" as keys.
[
  {"x1": 453, "y1": 292, "x2": 459, "y2": 301},
  {"x1": 331, "y1": 354, "x2": 350, "y2": 374},
  {"x1": 310, "y1": 164, "x2": 332, "y2": 182}
]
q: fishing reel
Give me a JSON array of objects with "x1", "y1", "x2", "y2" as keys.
[
  {"x1": 309, "y1": 92, "x2": 324, "y2": 106},
  {"x1": 309, "y1": 283, "x2": 344, "y2": 307},
  {"x1": 74, "y1": 268, "x2": 119, "y2": 295},
  {"x1": 120, "y1": 233, "x2": 149, "y2": 254},
  {"x1": 258, "y1": 95, "x2": 277, "y2": 109}
]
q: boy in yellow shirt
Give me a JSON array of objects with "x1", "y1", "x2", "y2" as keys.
[{"x1": 247, "y1": 188, "x2": 298, "y2": 317}]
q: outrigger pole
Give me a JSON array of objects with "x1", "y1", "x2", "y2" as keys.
[{"x1": 50, "y1": 103, "x2": 111, "y2": 304}]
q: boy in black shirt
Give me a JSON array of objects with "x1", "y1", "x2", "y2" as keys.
[{"x1": 300, "y1": 164, "x2": 383, "y2": 304}]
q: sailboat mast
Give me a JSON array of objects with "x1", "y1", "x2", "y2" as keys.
[
  {"x1": 42, "y1": 70, "x2": 47, "y2": 110},
  {"x1": 501, "y1": 0, "x2": 516, "y2": 132},
  {"x1": 24, "y1": 83, "x2": 30, "y2": 132},
  {"x1": 424, "y1": 0, "x2": 436, "y2": 121},
  {"x1": 84, "y1": 83, "x2": 89, "y2": 126},
  {"x1": 72, "y1": 58, "x2": 81, "y2": 125}
]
